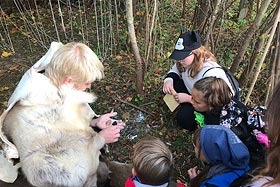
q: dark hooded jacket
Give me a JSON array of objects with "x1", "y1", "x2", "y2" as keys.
[{"x1": 198, "y1": 125, "x2": 250, "y2": 187}]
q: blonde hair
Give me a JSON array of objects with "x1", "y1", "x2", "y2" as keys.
[
  {"x1": 193, "y1": 77, "x2": 232, "y2": 110},
  {"x1": 132, "y1": 136, "x2": 173, "y2": 185},
  {"x1": 176, "y1": 46, "x2": 216, "y2": 77},
  {"x1": 45, "y1": 42, "x2": 104, "y2": 87}
]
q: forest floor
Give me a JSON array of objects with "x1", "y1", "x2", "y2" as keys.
[{"x1": 0, "y1": 32, "x2": 200, "y2": 186}]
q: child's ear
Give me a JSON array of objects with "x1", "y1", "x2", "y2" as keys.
[{"x1": 132, "y1": 167, "x2": 137, "y2": 176}]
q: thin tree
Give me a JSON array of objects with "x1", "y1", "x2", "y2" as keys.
[
  {"x1": 265, "y1": 24, "x2": 280, "y2": 105},
  {"x1": 245, "y1": 5, "x2": 280, "y2": 105},
  {"x1": 204, "y1": 0, "x2": 221, "y2": 48},
  {"x1": 230, "y1": 0, "x2": 272, "y2": 73},
  {"x1": 144, "y1": 0, "x2": 158, "y2": 72},
  {"x1": 126, "y1": 0, "x2": 144, "y2": 95}
]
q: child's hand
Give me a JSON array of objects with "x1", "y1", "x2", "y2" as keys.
[
  {"x1": 187, "y1": 166, "x2": 200, "y2": 179},
  {"x1": 163, "y1": 80, "x2": 176, "y2": 95},
  {"x1": 174, "y1": 93, "x2": 191, "y2": 103}
]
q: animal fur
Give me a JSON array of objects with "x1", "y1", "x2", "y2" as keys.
[{"x1": 3, "y1": 85, "x2": 106, "y2": 187}]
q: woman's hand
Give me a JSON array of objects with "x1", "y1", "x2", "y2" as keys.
[
  {"x1": 99, "y1": 125, "x2": 124, "y2": 144},
  {"x1": 91, "y1": 112, "x2": 125, "y2": 129},
  {"x1": 163, "y1": 80, "x2": 176, "y2": 95},
  {"x1": 174, "y1": 93, "x2": 192, "y2": 103},
  {"x1": 187, "y1": 166, "x2": 200, "y2": 179}
]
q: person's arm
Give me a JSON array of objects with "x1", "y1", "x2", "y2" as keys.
[
  {"x1": 163, "y1": 64, "x2": 181, "y2": 94},
  {"x1": 164, "y1": 64, "x2": 181, "y2": 82}
]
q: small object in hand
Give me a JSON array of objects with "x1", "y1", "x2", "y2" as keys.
[{"x1": 112, "y1": 121, "x2": 117, "y2": 126}]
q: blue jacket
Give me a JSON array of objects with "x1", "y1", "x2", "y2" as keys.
[{"x1": 200, "y1": 166, "x2": 250, "y2": 187}]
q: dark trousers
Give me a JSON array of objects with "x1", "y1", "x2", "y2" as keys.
[{"x1": 174, "y1": 79, "x2": 197, "y2": 131}]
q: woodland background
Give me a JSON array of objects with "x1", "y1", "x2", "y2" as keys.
[{"x1": 0, "y1": 0, "x2": 280, "y2": 185}]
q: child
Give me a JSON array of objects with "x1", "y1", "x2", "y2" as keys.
[
  {"x1": 244, "y1": 81, "x2": 280, "y2": 186},
  {"x1": 113, "y1": 136, "x2": 185, "y2": 187},
  {"x1": 191, "y1": 77, "x2": 265, "y2": 169},
  {"x1": 188, "y1": 125, "x2": 250, "y2": 187},
  {"x1": 162, "y1": 31, "x2": 234, "y2": 131}
]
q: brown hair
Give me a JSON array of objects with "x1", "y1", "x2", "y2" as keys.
[
  {"x1": 190, "y1": 128, "x2": 210, "y2": 187},
  {"x1": 132, "y1": 136, "x2": 173, "y2": 185},
  {"x1": 193, "y1": 77, "x2": 232, "y2": 110},
  {"x1": 254, "y1": 82, "x2": 280, "y2": 186}
]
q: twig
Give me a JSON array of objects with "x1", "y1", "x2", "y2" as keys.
[{"x1": 112, "y1": 97, "x2": 150, "y2": 114}]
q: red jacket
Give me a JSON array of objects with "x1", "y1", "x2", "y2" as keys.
[{"x1": 124, "y1": 176, "x2": 185, "y2": 187}]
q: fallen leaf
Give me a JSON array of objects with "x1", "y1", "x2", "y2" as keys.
[
  {"x1": 154, "y1": 68, "x2": 163, "y2": 74},
  {"x1": 115, "y1": 55, "x2": 122, "y2": 61},
  {"x1": 0, "y1": 86, "x2": 9, "y2": 92},
  {"x1": 8, "y1": 65, "x2": 19, "y2": 71},
  {"x1": 1, "y1": 51, "x2": 13, "y2": 58},
  {"x1": 121, "y1": 112, "x2": 130, "y2": 121},
  {"x1": 11, "y1": 28, "x2": 17, "y2": 33},
  {"x1": 105, "y1": 85, "x2": 111, "y2": 91},
  {"x1": 125, "y1": 96, "x2": 132, "y2": 102},
  {"x1": 3, "y1": 101, "x2": 8, "y2": 107}
]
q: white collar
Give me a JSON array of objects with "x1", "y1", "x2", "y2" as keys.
[{"x1": 134, "y1": 180, "x2": 168, "y2": 187}]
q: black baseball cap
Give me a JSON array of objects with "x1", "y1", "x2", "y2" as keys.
[{"x1": 169, "y1": 31, "x2": 201, "y2": 60}]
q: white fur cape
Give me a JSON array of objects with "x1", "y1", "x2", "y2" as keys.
[{"x1": 0, "y1": 42, "x2": 100, "y2": 183}]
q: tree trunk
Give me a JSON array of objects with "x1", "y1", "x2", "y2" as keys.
[
  {"x1": 245, "y1": 4, "x2": 280, "y2": 105},
  {"x1": 239, "y1": 35, "x2": 265, "y2": 87},
  {"x1": 181, "y1": 0, "x2": 187, "y2": 18},
  {"x1": 238, "y1": 0, "x2": 250, "y2": 19},
  {"x1": 192, "y1": 0, "x2": 211, "y2": 32},
  {"x1": 204, "y1": 0, "x2": 222, "y2": 48},
  {"x1": 114, "y1": 0, "x2": 120, "y2": 42},
  {"x1": 144, "y1": 0, "x2": 157, "y2": 72},
  {"x1": 126, "y1": 0, "x2": 144, "y2": 95},
  {"x1": 230, "y1": 0, "x2": 272, "y2": 73},
  {"x1": 240, "y1": 0, "x2": 280, "y2": 88},
  {"x1": 265, "y1": 24, "x2": 280, "y2": 105}
]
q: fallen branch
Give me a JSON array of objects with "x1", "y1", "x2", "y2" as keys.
[{"x1": 112, "y1": 97, "x2": 150, "y2": 114}]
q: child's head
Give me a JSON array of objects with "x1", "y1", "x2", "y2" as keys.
[
  {"x1": 192, "y1": 128, "x2": 208, "y2": 163},
  {"x1": 45, "y1": 42, "x2": 104, "y2": 89},
  {"x1": 132, "y1": 136, "x2": 173, "y2": 185},
  {"x1": 267, "y1": 82, "x2": 280, "y2": 149},
  {"x1": 169, "y1": 31, "x2": 201, "y2": 61},
  {"x1": 193, "y1": 125, "x2": 250, "y2": 169},
  {"x1": 259, "y1": 81, "x2": 280, "y2": 181},
  {"x1": 191, "y1": 77, "x2": 232, "y2": 112}
]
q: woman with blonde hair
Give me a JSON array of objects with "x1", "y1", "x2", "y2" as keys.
[
  {"x1": 163, "y1": 31, "x2": 234, "y2": 131},
  {"x1": 1, "y1": 42, "x2": 125, "y2": 187}
]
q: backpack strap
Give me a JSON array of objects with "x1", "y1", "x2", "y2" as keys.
[{"x1": 202, "y1": 66, "x2": 223, "y2": 77}]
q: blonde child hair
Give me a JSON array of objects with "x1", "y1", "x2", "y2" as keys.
[
  {"x1": 132, "y1": 136, "x2": 173, "y2": 185},
  {"x1": 45, "y1": 42, "x2": 104, "y2": 87}
]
